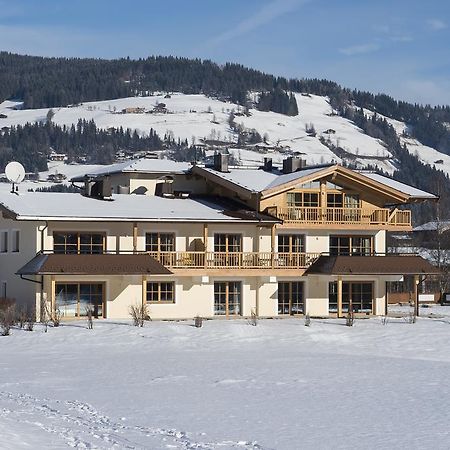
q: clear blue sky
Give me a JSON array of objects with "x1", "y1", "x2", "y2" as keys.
[{"x1": 1, "y1": 0, "x2": 449, "y2": 105}]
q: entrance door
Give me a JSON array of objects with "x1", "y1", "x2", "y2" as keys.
[
  {"x1": 55, "y1": 283, "x2": 104, "y2": 318},
  {"x1": 329, "y1": 282, "x2": 373, "y2": 314},
  {"x1": 214, "y1": 281, "x2": 241, "y2": 316}
]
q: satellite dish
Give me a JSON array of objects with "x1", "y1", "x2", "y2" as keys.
[{"x1": 5, "y1": 161, "x2": 25, "y2": 193}]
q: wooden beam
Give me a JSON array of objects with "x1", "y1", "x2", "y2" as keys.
[
  {"x1": 203, "y1": 223, "x2": 208, "y2": 269},
  {"x1": 414, "y1": 275, "x2": 419, "y2": 317},
  {"x1": 133, "y1": 222, "x2": 138, "y2": 254},
  {"x1": 337, "y1": 276, "x2": 343, "y2": 318}
]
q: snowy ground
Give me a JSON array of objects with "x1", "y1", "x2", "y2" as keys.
[{"x1": 1, "y1": 308, "x2": 450, "y2": 449}]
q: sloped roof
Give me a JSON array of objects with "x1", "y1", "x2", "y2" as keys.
[
  {"x1": 305, "y1": 255, "x2": 440, "y2": 275},
  {"x1": 0, "y1": 192, "x2": 279, "y2": 223},
  {"x1": 17, "y1": 253, "x2": 172, "y2": 275},
  {"x1": 71, "y1": 158, "x2": 191, "y2": 181},
  {"x1": 362, "y1": 173, "x2": 437, "y2": 200},
  {"x1": 195, "y1": 165, "x2": 328, "y2": 193},
  {"x1": 193, "y1": 164, "x2": 437, "y2": 202}
]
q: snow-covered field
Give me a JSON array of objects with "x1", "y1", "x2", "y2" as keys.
[
  {"x1": 1, "y1": 310, "x2": 450, "y2": 449},
  {"x1": 0, "y1": 93, "x2": 395, "y2": 172}
]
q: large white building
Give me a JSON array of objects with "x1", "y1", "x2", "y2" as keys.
[{"x1": 0, "y1": 156, "x2": 439, "y2": 320}]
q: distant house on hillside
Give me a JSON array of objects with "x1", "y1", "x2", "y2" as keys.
[
  {"x1": 152, "y1": 103, "x2": 168, "y2": 114},
  {"x1": 122, "y1": 107, "x2": 146, "y2": 114},
  {"x1": 0, "y1": 113, "x2": 8, "y2": 119},
  {"x1": 49, "y1": 151, "x2": 67, "y2": 162}
]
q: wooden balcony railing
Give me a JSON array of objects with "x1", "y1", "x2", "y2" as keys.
[
  {"x1": 273, "y1": 207, "x2": 411, "y2": 227},
  {"x1": 147, "y1": 251, "x2": 321, "y2": 269}
]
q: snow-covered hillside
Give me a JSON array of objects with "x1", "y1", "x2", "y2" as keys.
[
  {"x1": 363, "y1": 108, "x2": 450, "y2": 177},
  {"x1": 1, "y1": 314, "x2": 450, "y2": 449},
  {"x1": 0, "y1": 93, "x2": 395, "y2": 173}
]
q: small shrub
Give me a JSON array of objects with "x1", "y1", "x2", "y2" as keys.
[
  {"x1": 381, "y1": 315, "x2": 389, "y2": 326},
  {"x1": 304, "y1": 313, "x2": 311, "y2": 327},
  {"x1": 52, "y1": 308, "x2": 63, "y2": 327},
  {"x1": 346, "y1": 310, "x2": 354, "y2": 327},
  {"x1": 85, "y1": 306, "x2": 94, "y2": 330},
  {"x1": 406, "y1": 311, "x2": 416, "y2": 324},
  {"x1": 249, "y1": 309, "x2": 258, "y2": 326},
  {"x1": 16, "y1": 307, "x2": 28, "y2": 328},
  {"x1": 0, "y1": 306, "x2": 15, "y2": 336},
  {"x1": 194, "y1": 316, "x2": 203, "y2": 328},
  {"x1": 129, "y1": 303, "x2": 149, "y2": 327},
  {"x1": 26, "y1": 317, "x2": 34, "y2": 331}
]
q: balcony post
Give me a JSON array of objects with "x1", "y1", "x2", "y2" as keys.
[
  {"x1": 203, "y1": 223, "x2": 208, "y2": 269},
  {"x1": 320, "y1": 179, "x2": 326, "y2": 224},
  {"x1": 133, "y1": 222, "x2": 138, "y2": 254},
  {"x1": 271, "y1": 224, "x2": 276, "y2": 269},
  {"x1": 337, "y1": 276, "x2": 343, "y2": 318}
]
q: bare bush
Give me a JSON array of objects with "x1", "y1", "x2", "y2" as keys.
[
  {"x1": 26, "y1": 317, "x2": 34, "y2": 331},
  {"x1": 41, "y1": 302, "x2": 52, "y2": 332},
  {"x1": 406, "y1": 310, "x2": 416, "y2": 324},
  {"x1": 85, "y1": 306, "x2": 94, "y2": 330},
  {"x1": 0, "y1": 305, "x2": 16, "y2": 336},
  {"x1": 304, "y1": 313, "x2": 311, "y2": 327},
  {"x1": 52, "y1": 308, "x2": 63, "y2": 327},
  {"x1": 129, "y1": 303, "x2": 150, "y2": 327},
  {"x1": 16, "y1": 307, "x2": 28, "y2": 329},
  {"x1": 346, "y1": 310, "x2": 354, "y2": 327},
  {"x1": 381, "y1": 315, "x2": 389, "y2": 326},
  {"x1": 249, "y1": 308, "x2": 258, "y2": 326}
]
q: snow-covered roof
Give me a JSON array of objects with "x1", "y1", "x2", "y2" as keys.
[
  {"x1": 71, "y1": 158, "x2": 191, "y2": 180},
  {"x1": 362, "y1": 173, "x2": 438, "y2": 200},
  {"x1": 197, "y1": 165, "x2": 329, "y2": 192},
  {"x1": 0, "y1": 192, "x2": 273, "y2": 223}
]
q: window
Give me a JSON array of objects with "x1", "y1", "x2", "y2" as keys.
[
  {"x1": 12, "y1": 230, "x2": 19, "y2": 252},
  {"x1": 329, "y1": 236, "x2": 373, "y2": 256},
  {"x1": 278, "y1": 282, "x2": 304, "y2": 315},
  {"x1": 214, "y1": 234, "x2": 242, "y2": 252},
  {"x1": 278, "y1": 234, "x2": 304, "y2": 253},
  {"x1": 145, "y1": 233, "x2": 175, "y2": 252},
  {"x1": 53, "y1": 232, "x2": 105, "y2": 254},
  {"x1": 146, "y1": 282, "x2": 175, "y2": 303},
  {"x1": 0, "y1": 231, "x2": 8, "y2": 253},
  {"x1": 214, "y1": 281, "x2": 241, "y2": 316},
  {"x1": 344, "y1": 194, "x2": 360, "y2": 208},
  {"x1": 55, "y1": 283, "x2": 104, "y2": 318},
  {"x1": 287, "y1": 192, "x2": 319, "y2": 208},
  {"x1": 329, "y1": 282, "x2": 373, "y2": 313},
  {"x1": 327, "y1": 193, "x2": 343, "y2": 208}
]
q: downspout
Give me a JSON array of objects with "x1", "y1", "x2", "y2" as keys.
[{"x1": 37, "y1": 221, "x2": 49, "y2": 320}]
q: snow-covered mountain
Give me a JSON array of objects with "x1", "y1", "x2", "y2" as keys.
[{"x1": 0, "y1": 92, "x2": 448, "y2": 176}]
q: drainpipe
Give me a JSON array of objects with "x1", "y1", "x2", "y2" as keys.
[{"x1": 37, "y1": 221, "x2": 49, "y2": 321}]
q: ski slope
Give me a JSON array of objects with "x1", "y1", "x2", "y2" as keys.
[{"x1": 1, "y1": 93, "x2": 395, "y2": 172}]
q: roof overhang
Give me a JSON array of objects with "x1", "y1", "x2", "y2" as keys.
[
  {"x1": 16, "y1": 254, "x2": 172, "y2": 276},
  {"x1": 261, "y1": 165, "x2": 412, "y2": 204},
  {"x1": 304, "y1": 255, "x2": 440, "y2": 276}
]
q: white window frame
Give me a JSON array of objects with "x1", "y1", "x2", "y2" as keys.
[
  {"x1": 0, "y1": 230, "x2": 8, "y2": 253},
  {"x1": 11, "y1": 229, "x2": 20, "y2": 253}
]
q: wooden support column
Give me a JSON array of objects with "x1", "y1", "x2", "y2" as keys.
[
  {"x1": 142, "y1": 275, "x2": 147, "y2": 307},
  {"x1": 337, "y1": 276, "x2": 343, "y2": 318},
  {"x1": 320, "y1": 179, "x2": 326, "y2": 223},
  {"x1": 414, "y1": 275, "x2": 419, "y2": 317},
  {"x1": 132, "y1": 222, "x2": 138, "y2": 254},
  {"x1": 203, "y1": 223, "x2": 208, "y2": 269},
  {"x1": 271, "y1": 224, "x2": 276, "y2": 269},
  {"x1": 50, "y1": 276, "x2": 55, "y2": 319}
]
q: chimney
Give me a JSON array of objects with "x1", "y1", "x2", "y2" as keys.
[
  {"x1": 283, "y1": 157, "x2": 306, "y2": 174},
  {"x1": 214, "y1": 153, "x2": 229, "y2": 172},
  {"x1": 83, "y1": 176, "x2": 112, "y2": 199},
  {"x1": 263, "y1": 157, "x2": 273, "y2": 172}
]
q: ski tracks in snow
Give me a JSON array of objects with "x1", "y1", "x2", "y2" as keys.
[{"x1": 0, "y1": 391, "x2": 266, "y2": 449}]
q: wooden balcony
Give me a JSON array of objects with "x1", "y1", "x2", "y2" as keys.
[
  {"x1": 148, "y1": 251, "x2": 321, "y2": 270},
  {"x1": 270, "y1": 207, "x2": 411, "y2": 228}
]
